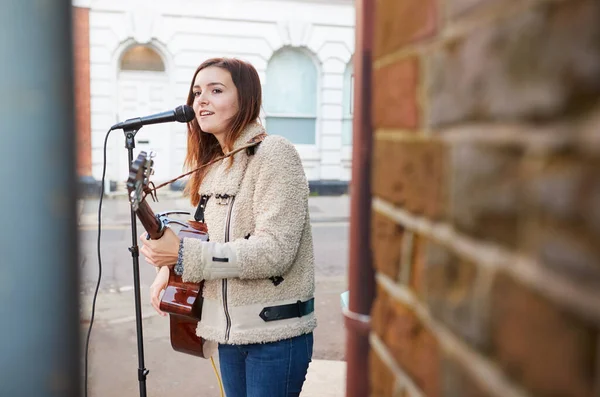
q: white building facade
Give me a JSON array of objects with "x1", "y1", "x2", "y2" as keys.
[{"x1": 75, "y1": 0, "x2": 355, "y2": 192}]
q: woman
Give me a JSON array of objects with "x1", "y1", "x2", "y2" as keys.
[{"x1": 139, "y1": 57, "x2": 316, "y2": 397}]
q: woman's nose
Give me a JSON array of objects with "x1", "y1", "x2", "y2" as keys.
[{"x1": 198, "y1": 92, "x2": 209, "y2": 104}]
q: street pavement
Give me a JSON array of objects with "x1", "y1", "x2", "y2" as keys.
[{"x1": 78, "y1": 192, "x2": 350, "y2": 396}]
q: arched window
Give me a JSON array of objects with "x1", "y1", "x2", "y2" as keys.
[
  {"x1": 342, "y1": 59, "x2": 354, "y2": 145},
  {"x1": 120, "y1": 45, "x2": 165, "y2": 72},
  {"x1": 264, "y1": 48, "x2": 317, "y2": 145}
]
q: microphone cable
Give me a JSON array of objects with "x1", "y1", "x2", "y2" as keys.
[{"x1": 84, "y1": 127, "x2": 113, "y2": 397}]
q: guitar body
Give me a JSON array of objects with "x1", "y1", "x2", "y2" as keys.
[
  {"x1": 127, "y1": 138, "x2": 266, "y2": 358},
  {"x1": 127, "y1": 151, "x2": 217, "y2": 358},
  {"x1": 159, "y1": 224, "x2": 209, "y2": 358}
]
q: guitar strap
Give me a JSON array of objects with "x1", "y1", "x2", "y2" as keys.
[
  {"x1": 194, "y1": 195, "x2": 210, "y2": 222},
  {"x1": 192, "y1": 133, "x2": 267, "y2": 223}
]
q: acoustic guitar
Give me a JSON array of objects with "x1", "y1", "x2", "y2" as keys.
[{"x1": 126, "y1": 151, "x2": 208, "y2": 357}]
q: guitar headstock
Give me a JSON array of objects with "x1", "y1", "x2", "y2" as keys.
[{"x1": 126, "y1": 151, "x2": 155, "y2": 211}]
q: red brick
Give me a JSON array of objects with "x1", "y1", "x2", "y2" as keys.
[
  {"x1": 449, "y1": 142, "x2": 524, "y2": 249},
  {"x1": 373, "y1": 58, "x2": 420, "y2": 130},
  {"x1": 372, "y1": 138, "x2": 400, "y2": 205},
  {"x1": 372, "y1": 138, "x2": 447, "y2": 219},
  {"x1": 374, "y1": 0, "x2": 437, "y2": 59},
  {"x1": 410, "y1": 235, "x2": 427, "y2": 295},
  {"x1": 422, "y1": 242, "x2": 487, "y2": 351},
  {"x1": 407, "y1": 140, "x2": 447, "y2": 219},
  {"x1": 396, "y1": 389, "x2": 408, "y2": 397},
  {"x1": 520, "y1": 220, "x2": 600, "y2": 289},
  {"x1": 371, "y1": 211, "x2": 404, "y2": 280},
  {"x1": 384, "y1": 300, "x2": 441, "y2": 397},
  {"x1": 445, "y1": 0, "x2": 504, "y2": 20},
  {"x1": 72, "y1": 6, "x2": 91, "y2": 177},
  {"x1": 426, "y1": 0, "x2": 600, "y2": 127},
  {"x1": 490, "y1": 273, "x2": 597, "y2": 397},
  {"x1": 442, "y1": 354, "x2": 493, "y2": 397},
  {"x1": 371, "y1": 284, "x2": 393, "y2": 339},
  {"x1": 370, "y1": 349, "x2": 397, "y2": 397},
  {"x1": 520, "y1": 156, "x2": 600, "y2": 287}
]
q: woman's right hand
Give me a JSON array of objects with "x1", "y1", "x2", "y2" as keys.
[{"x1": 150, "y1": 266, "x2": 170, "y2": 316}]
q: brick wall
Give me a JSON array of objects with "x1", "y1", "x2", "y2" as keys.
[
  {"x1": 369, "y1": 0, "x2": 600, "y2": 396},
  {"x1": 72, "y1": 6, "x2": 91, "y2": 177}
]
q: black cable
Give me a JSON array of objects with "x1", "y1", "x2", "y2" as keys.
[{"x1": 84, "y1": 127, "x2": 113, "y2": 397}]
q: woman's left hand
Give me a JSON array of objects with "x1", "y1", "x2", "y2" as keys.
[{"x1": 139, "y1": 227, "x2": 180, "y2": 267}]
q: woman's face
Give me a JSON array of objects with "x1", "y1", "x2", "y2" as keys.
[{"x1": 192, "y1": 66, "x2": 239, "y2": 140}]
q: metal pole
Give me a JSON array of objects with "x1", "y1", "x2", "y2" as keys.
[
  {"x1": 345, "y1": 0, "x2": 376, "y2": 396},
  {"x1": 0, "y1": 2, "x2": 80, "y2": 397},
  {"x1": 124, "y1": 130, "x2": 150, "y2": 397}
]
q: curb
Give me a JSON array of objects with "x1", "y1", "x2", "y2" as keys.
[{"x1": 311, "y1": 217, "x2": 349, "y2": 223}]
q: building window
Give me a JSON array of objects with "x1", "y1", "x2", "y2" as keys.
[
  {"x1": 120, "y1": 45, "x2": 165, "y2": 72},
  {"x1": 264, "y1": 48, "x2": 317, "y2": 145},
  {"x1": 342, "y1": 59, "x2": 354, "y2": 145}
]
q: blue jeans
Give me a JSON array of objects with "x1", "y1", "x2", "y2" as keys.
[{"x1": 218, "y1": 332, "x2": 314, "y2": 397}]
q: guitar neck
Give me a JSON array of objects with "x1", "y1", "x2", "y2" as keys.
[{"x1": 136, "y1": 199, "x2": 164, "y2": 240}]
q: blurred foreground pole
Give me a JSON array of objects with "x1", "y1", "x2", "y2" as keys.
[
  {"x1": 345, "y1": 0, "x2": 375, "y2": 396},
  {"x1": 0, "y1": 1, "x2": 80, "y2": 396}
]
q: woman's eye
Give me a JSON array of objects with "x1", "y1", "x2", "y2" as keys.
[
  {"x1": 212, "y1": 89, "x2": 222, "y2": 94},
  {"x1": 193, "y1": 91, "x2": 201, "y2": 97}
]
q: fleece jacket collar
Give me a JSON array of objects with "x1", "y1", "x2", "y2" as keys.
[{"x1": 199, "y1": 122, "x2": 266, "y2": 197}]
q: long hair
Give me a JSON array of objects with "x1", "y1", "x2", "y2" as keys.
[{"x1": 183, "y1": 58, "x2": 262, "y2": 205}]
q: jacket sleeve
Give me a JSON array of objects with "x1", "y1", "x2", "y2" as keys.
[{"x1": 181, "y1": 136, "x2": 309, "y2": 282}]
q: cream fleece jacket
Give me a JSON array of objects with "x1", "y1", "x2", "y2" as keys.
[{"x1": 181, "y1": 122, "x2": 317, "y2": 345}]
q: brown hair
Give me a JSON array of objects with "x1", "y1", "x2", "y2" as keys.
[{"x1": 183, "y1": 58, "x2": 262, "y2": 205}]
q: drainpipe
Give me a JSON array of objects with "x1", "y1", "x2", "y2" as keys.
[{"x1": 345, "y1": 0, "x2": 375, "y2": 396}]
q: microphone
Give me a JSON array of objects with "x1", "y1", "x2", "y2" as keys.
[{"x1": 110, "y1": 105, "x2": 195, "y2": 131}]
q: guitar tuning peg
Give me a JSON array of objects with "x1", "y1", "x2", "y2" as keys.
[{"x1": 129, "y1": 190, "x2": 140, "y2": 211}]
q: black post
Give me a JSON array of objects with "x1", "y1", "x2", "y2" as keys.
[
  {"x1": 124, "y1": 128, "x2": 149, "y2": 397},
  {"x1": 0, "y1": 1, "x2": 80, "y2": 396}
]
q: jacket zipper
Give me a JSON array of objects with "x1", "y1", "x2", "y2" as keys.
[{"x1": 222, "y1": 195, "x2": 235, "y2": 342}]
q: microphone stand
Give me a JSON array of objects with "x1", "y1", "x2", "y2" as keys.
[{"x1": 123, "y1": 126, "x2": 149, "y2": 397}]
